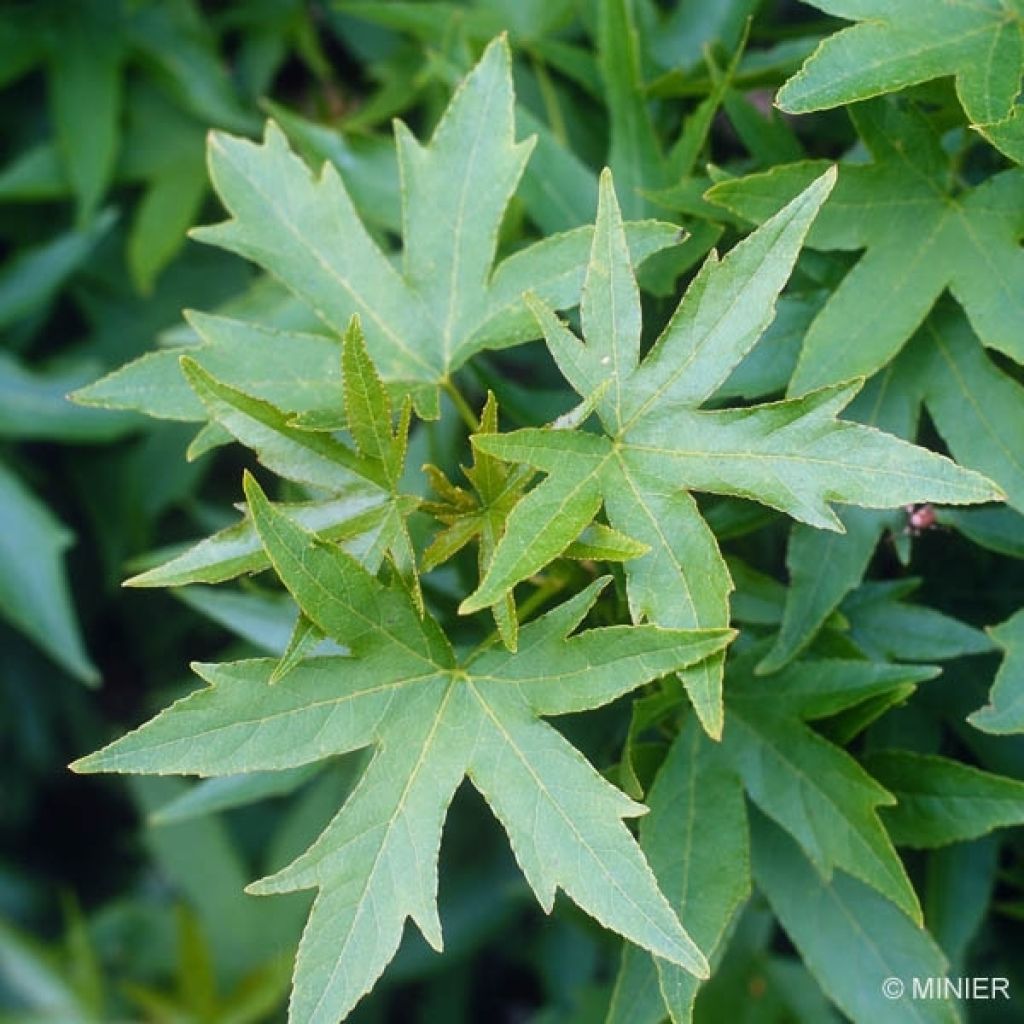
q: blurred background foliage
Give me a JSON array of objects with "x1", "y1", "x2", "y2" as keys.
[{"x1": 2, "y1": 1, "x2": 1024, "y2": 1021}]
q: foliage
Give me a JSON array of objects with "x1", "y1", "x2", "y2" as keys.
[{"x1": 5, "y1": 2, "x2": 1024, "y2": 1023}]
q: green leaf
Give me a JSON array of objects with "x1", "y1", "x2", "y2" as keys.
[
  {"x1": 190, "y1": 38, "x2": 680, "y2": 414},
  {"x1": 842, "y1": 580, "x2": 994, "y2": 663},
  {"x1": 128, "y1": 153, "x2": 208, "y2": 292},
  {"x1": 597, "y1": 0, "x2": 667, "y2": 218},
  {"x1": 707, "y1": 101, "x2": 1024, "y2": 392},
  {"x1": 759, "y1": 507, "x2": 889, "y2": 675},
  {"x1": 180, "y1": 357, "x2": 377, "y2": 490},
  {"x1": 916, "y1": 308, "x2": 1024, "y2": 513},
  {"x1": 74, "y1": 474, "x2": 736, "y2": 1022},
  {"x1": 610, "y1": 715, "x2": 750, "y2": 1024},
  {"x1": 48, "y1": 5, "x2": 122, "y2": 223},
  {"x1": 724, "y1": 655, "x2": 935, "y2": 922},
  {"x1": 865, "y1": 750, "x2": 1024, "y2": 848},
  {"x1": 777, "y1": 0, "x2": 1024, "y2": 153},
  {"x1": 0, "y1": 209, "x2": 117, "y2": 329},
  {"x1": 752, "y1": 812, "x2": 957, "y2": 1024},
  {"x1": 151, "y1": 764, "x2": 322, "y2": 825},
  {"x1": 0, "y1": 462, "x2": 98, "y2": 685},
  {"x1": 940, "y1": 505, "x2": 1024, "y2": 559},
  {"x1": 0, "y1": 353, "x2": 137, "y2": 442},
  {"x1": 75, "y1": 311, "x2": 346, "y2": 424},
  {"x1": 969, "y1": 608, "x2": 1024, "y2": 734},
  {"x1": 125, "y1": 486, "x2": 396, "y2": 588},
  {"x1": 464, "y1": 167, "x2": 999, "y2": 737},
  {"x1": 341, "y1": 316, "x2": 408, "y2": 490}
]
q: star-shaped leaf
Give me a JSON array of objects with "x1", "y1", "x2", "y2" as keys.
[
  {"x1": 707, "y1": 99, "x2": 1024, "y2": 394},
  {"x1": 187, "y1": 36, "x2": 680, "y2": 418},
  {"x1": 777, "y1": 0, "x2": 1024, "y2": 161},
  {"x1": 460, "y1": 166, "x2": 1001, "y2": 738},
  {"x1": 73, "y1": 473, "x2": 734, "y2": 1023}
]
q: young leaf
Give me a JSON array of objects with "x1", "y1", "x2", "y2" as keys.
[
  {"x1": 707, "y1": 101, "x2": 1024, "y2": 393},
  {"x1": 421, "y1": 393, "x2": 532, "y2": 649},
  {"x1": 969, "y1": 608, "x2": 1024, "y2": 734},
  {"x1": 777, "y1": 0, "x2": 1024, "y2": 159},
  {"x1": 864, "y1": 750, "x2": 1024, "y2": 848},
  {"x1": 464, "y1": 167, "x2": 1000, "y2": 737},
  {"x1": 74, "y1": 474, "x2": 736, "y2": 1022},
  {"x1": 189, "y1": 37, "x2": 681, "y2": 416}
]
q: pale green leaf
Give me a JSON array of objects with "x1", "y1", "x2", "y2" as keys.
[
  {"x1": 778, "y1": 0, "x2": 1024, "y2": 149},
  {"x1": 75, "y1": 478, "x2": 735, "y2": 1022},
  {"x1": 465, "y1": 167, "x2": 999, "y2": 736},
  {"x1": 190, "y1": 39, "x2": 680, "y2": 413}
]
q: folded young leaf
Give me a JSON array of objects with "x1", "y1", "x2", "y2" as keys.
[
  {"x1": 74, "y1": 474, "x2": 736, "y2": 1023},
  {"x1": 464, "y1": 166, "x2": 1000, "y2": 737},
  {"x1": 188, "y1": 37, "x2": 680, "y2": 416},
  {"x1": 969, "y1": 608, "x2": 1024, "y2": 734},
  {"x1": 707, "y1": 101, "x2": 1024, "y2": 393}
]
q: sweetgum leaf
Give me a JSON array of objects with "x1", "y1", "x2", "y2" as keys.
[
  {"x1": 707, "y1": 101, "x2": 1024, "y2": 393},
  {"x1": 969, "y1": 608, "x2": 1024, "y2": 734},
  {"x1": 759, "y1": 354, "x2": 922, "y2": 674},
  {"x1": 74, "y1": 474, "x2": 735, "y2": 1022},
  {"x1": 865, "y1": 750, "x2": 1024, "y2": 847},
  {"x1": 187, "y1": 37, "x2": 680, "y2": 417},
  {"x1": 752, "y1": 813, "x2": 958, "y2": 1024},
  {"x1": 609, "y1": 715, "x2": 750, "y2": 1024},
  {"x1": 723, "y1": 656, "x2": 935, "y2": 923},
  {"x1": 75, "y1": 312, "x2": 347, "y2": 424},
  {"x1": 0, "y1": 462, "x2": 98, "y2": 685},
  {"x1": 778, "y1": 0, "x2": 1024, "y2": 161},
  {"x1": 464, "y1": 167, "x2": 1000, "y2": 737}
]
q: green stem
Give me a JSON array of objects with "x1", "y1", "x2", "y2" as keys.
[{"x1": 443, "y1": 378, "x2": 480, "y2": 432}]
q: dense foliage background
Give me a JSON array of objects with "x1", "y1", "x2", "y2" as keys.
[{"x1": 3, "y1": 1, "x2": 1024, "y2": 1022}]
